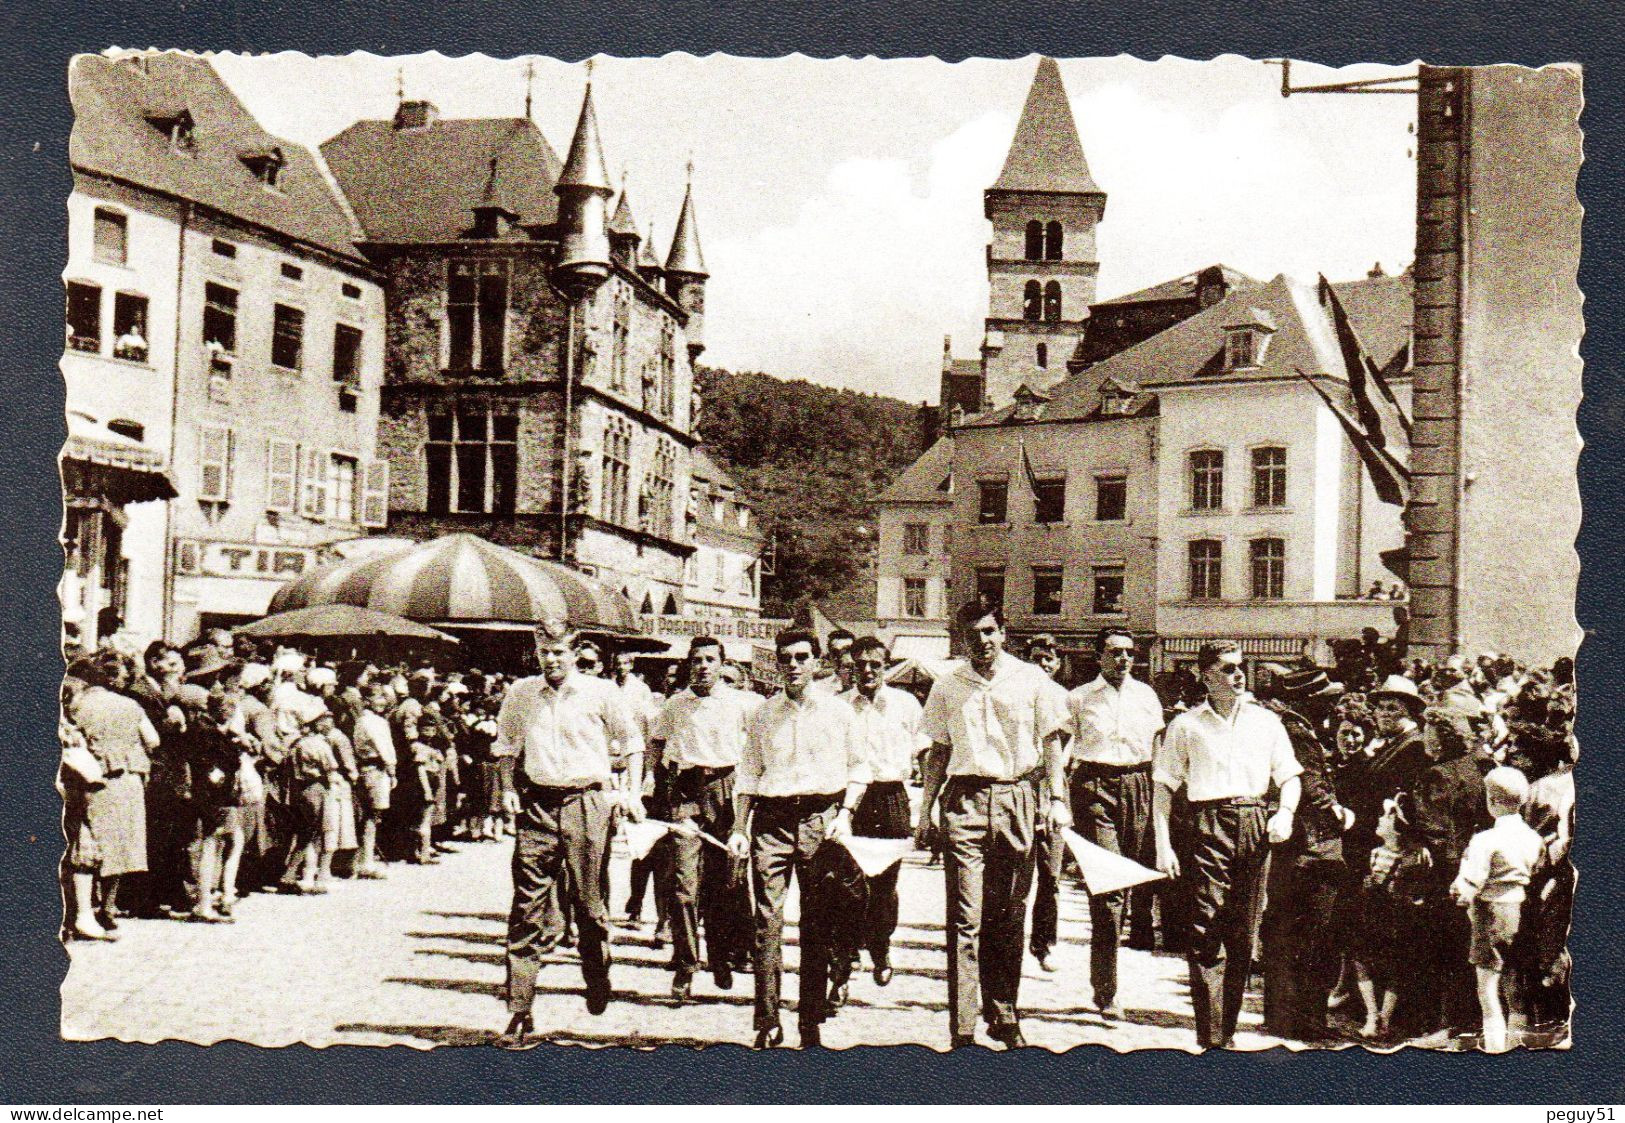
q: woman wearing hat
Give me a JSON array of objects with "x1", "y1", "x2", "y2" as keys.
[{"x1": 1333, "y1": 675, "x2": 1429, "y2": 1034}]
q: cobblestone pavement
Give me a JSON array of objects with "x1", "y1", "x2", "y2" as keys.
[{"x1": 62, "y1": 831, "x2": 1289, "y2": 1052}]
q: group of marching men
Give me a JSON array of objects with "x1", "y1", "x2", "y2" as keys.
[{"x1": 495, "y1": 599, "x2": 1301, "y2": 1051}]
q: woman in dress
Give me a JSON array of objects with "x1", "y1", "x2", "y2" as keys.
[{"x1": 65, "y1": 649, "x2": 159, "y2": 935}]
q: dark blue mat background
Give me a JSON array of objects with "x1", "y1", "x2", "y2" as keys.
[{"x1": 1, "y1": 0, "x2": 1618, "y2": 1104}]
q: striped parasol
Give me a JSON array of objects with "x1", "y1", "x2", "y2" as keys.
[{"x1": 268, "y1": 533, "x2": 639, "y2": 632}]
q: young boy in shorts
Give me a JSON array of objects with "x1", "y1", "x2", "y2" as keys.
[{"x1": 1449, "y1": 766, "x2": 1545, "y2": 1052}]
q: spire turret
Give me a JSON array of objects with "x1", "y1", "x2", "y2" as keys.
[
  {"x1": 665, "y1": 171, "x2": 707, "y2": 277},
  {"x1": 552, "y1": 78, "x2": 615, "y2": 296},
  {"x1": 607, "y1": 175, "x2": 642, "y2": 267},
  {"x1": 663, "y1": 168, "x2": 708, "y2": 358}
]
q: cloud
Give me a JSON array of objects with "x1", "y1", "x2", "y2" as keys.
[{"x1": 703, "y1": 111, "x2": 1013, "y2": 402}]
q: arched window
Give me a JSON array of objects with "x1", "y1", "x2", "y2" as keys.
[
  {"x1": 1043, "y1": 280, "x2": 1062, "y2": 322},
  {"x1": 1023, "y1": 280, "x2": 1042, "y2": 322},
  {"x1": 1044, "y1": 220, "x2": 1063, "y2": 260},
  {"x1": 1036, "y1": 342, "x2": 1048, "y2": 369},
  {"x1": 1024, "y1": 220, "x2": 1043, "y2": 261}
]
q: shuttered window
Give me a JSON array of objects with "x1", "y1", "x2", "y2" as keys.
[
  {"x1": 198, "y1": 425, "x2": 232, "y2": 502},
  {"x1": 361, "y1": 460, "x2": 390, "y2": 528},
  {"x1": 265, "y1": 438, "x2": 298, "y2": 512}
]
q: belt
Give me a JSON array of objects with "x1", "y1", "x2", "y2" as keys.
[
  {"x1": 1072, "y1": 760, "x2": 1153, "y2": 777},
  {"x1": 947, "y1": 767, "x2": 1044, "y2": 789},
  {"x1": 520, "y1": 778, "x2": 607, "y2": 797},
  {"x1": 678, "y1": 763, "x2": 736, "y2": 780},
  {"x1": 755, "y1": 791, "x2": 841, "y2": 807},
  {"x1": 1189, "y1": 795, "x2": 1268, "y2": 810}
]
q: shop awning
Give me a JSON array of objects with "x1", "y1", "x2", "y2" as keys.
[
  {"x1": 890, "y1": 633, "x2": 951, "y2": 661},
  {"x1": 61, "y1": 412, "x2": 176, "y2": 505}
]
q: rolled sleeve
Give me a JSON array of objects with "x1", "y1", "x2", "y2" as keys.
[
  {"x1": 1152, "y1": 724, "x2": 1188, "y2": 791},
  {"x1": 1267, "y1": 720, "x2": 1304, "y2": 787},
  {"x1": 841, "y1": 706, "x2": 872, "y2": 787},
  {"x1": 919, "y1": 681, "x2": 951, "y2": 746}
]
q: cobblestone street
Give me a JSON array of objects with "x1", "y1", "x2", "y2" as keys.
[{"x1": 62, "y1": 830, "x2": 1287, "y2": 1052}]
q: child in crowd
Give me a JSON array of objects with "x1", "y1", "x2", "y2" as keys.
[
  {"x1": 351, "y1": 683, "x2": 397, "y2": 878},
  {"x1": 1354, "y1": 793, "x2": 1432, "y2": 1039},
  {"x1": 314, "y1": 709, "x2": 359, "y2": 881},
  {"x1": 1450, "y1": 766, "x2": 1545, "y2": 1053},
  {"x1": 190, "y1": 691, "x2": 247, "y2": 921}
]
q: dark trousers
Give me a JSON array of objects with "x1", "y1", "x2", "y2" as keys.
[
  {"x1": 1407, "y1": 898, "x2": 1480, "y2": 1039},
  {"x1": 1070, "y1": 763, "x2": 1156, "y2": 1004},
  {"x1": 1261, "y1": 857, "x2": 1343, "y2": 1040},
  {"x1": 670, "y1": 766, "x2": 751, "y2": 978},
  {"x1": 1185, "y1": 800, "x2": 1269, "y2": 1047},
  {"x1": 505, "y1": 785, "x2": 612, "y2": 1014},
  {"x1": 1028, "y1": 819, "x2": 1066, "y2": 956},
  {"x1": 749, "y1": 793, "x2": 847, "y2": 1031},
  {"x1": 832, "y1": 780, "x2": 913, "y2": 976},
  {"x1": 943, "y1": 775, "x2": 1038, "y2": 1036},
  {"x1": 144, "y1": 785, "x2": 199, "y2": 911},
  {"x1": 626, "y1": 838, "x2": 673, "y2": 927}
]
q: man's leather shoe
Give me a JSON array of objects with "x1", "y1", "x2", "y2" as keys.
[
  {"x1": 828, "y1": 981, "x2": 849, "y2": 1010},
  {"x1": 1034, "y1": 950, "x2": 1056, "y2": 973},
  {"x1": 497, "y1": 1013, "x2": 535, "y2": 1049},
  {"x1": 585, "y1": 982, "x2": 611, "y2": 1016},
  {"x1": 713, "y1": 964, "x2": 734, "y2": 991},
  {"x1": 873, "y1": 961, "x2": 894, "y2": 987},
  {"x1": 989, "y1": 1023, "x2": 1028, "y2": 1049},
  {"x1": 949, "y1": 1033, "x2": 977, "y2": 1050},
  {"x1": 671, "y1": 975, "x2": 693, "y2": 1004},
  {"x1": 753, "y1": 1024, "x2": 784, "y2": 1050},
  {"x1": 1096, "y1": 997, "x2": 1123, "y2": 1020},
  {"x1": 799, "y1": 1023, "x2": 822, "y2": 1049}
]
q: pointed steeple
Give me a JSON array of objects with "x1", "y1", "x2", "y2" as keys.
[
  {"x1": 469, "y1": 153, "x2": 520, "y2": 237},
  {"x1": 991, "y1": 57, "x2": 1101, "y2": 197},
  {"x1": 637, "y1": 220, "x2": 664, "y2": 279},
  {"x1": 552, "y1": 75, "x2": 615, "y2": 296},
  {"x1": 557, "y1": 80, "x2": 614, "y2": 195},
  {"x1": 608, "y1": 183, "x2": 638, "y2": 236},
  {"x1": 665, "y1": 171, "x2": 707, "y2": 278}
]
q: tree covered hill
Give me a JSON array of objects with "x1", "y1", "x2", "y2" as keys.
[{"x1": 695, "y1": 365, "x2": 929, "y2": 617}]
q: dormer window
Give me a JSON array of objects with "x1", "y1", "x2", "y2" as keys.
[
  {"x1": 1222, "y1": 308, "x2": 1276, "y2": 371},
  {"x1": 147, "y1": 109, "x2": 195, "y2": 153},
  {"x1": 241, "y1": 147, "x2": 286, "y2": 189},
  {"x1": 1101, "y1": 391, "x2": 1130, "y2": 416}
]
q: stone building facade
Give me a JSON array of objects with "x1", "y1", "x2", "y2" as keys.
[{"x1": 322, "y1": 86, "x2": 708, "y2": 616}]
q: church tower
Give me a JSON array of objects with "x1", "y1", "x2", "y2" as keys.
[{"x1": 980, "y1": 57, "x2": 1105, "y2": 410}]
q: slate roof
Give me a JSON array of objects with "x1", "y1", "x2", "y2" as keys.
[
  {"x1": 965, "y1": 272, "x2": 1411, "y2": 427},
  {"x1": 877, "y1": 437, "x2": 954, "y2": 505},
  {"x1": 70, "y1": 53, "x2": 364, "y2": 261},
  {"x1": 990, "y1": 57, "x2": 1101, "y2": 197},
  {"x1": 1327, "y1": 272, "x2": 1413, "y2": 373},
  {"x1": 321, "y1": 114, "x2": 563, "y2": 243},
  {"x1": 1094, "y1": 265, "x2": 1258, "y2": 307},
  {"x1": 666, "y1": 182, "x2": 707, "y2": 275},
  {"x1": 691, "y1": 449, "x2": 764, "y2": 544}
]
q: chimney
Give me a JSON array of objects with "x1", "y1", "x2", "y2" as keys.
[{"x1": 393, "y1": 100, "x2": 439, "y2": 131}]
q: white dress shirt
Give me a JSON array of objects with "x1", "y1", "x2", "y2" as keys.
[
  {"x1": 1069, "y1": 675, "x2": 1166, "y2": 767},
  {"x1": 738, "y1": 689, "x2": 871, "y2": 798},
  {"x1": 920, "y1": 652, "x2": 1070, "y2": 780},
  {"x1": 839, "y1": 684, "x2": 929, "y2": 784},
  {"x1": 652, "y1": 685, "x2": 763, "y2": 770},
  {"x1": 496, "y1": 670, "x2": 643, "y2": 787},
  {"x1": 1153, "y1": 696, "x2": 1301, "y2": 802}
]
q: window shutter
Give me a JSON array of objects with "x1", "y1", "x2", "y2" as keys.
[
  {"x1": 300, "y1": 447, "x2": 329, "y2": 518},
  {"x1": 361, "y1": 459, "x2": 390, "y2": 528},
  {"x1": 265, "y1": 438, "x2": 297, "y2": 513},
  {"x1": 198, "y1": 424, "x2": 230, "y2": 502}
]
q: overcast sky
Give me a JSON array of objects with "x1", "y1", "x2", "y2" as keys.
[{"x1": 210, "y1": 52, "x2": 1418, "y2": 403}]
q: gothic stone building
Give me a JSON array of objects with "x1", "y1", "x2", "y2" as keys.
[{"x1": 322, "y1": 86, "x2": 709, "y2": 616}]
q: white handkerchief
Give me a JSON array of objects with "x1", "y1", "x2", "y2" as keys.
[
  {"x1": 1061, "y1": 827, "x2": 1166, "y2": 895},
  {"x1": 622, "y1": 818, "x2": 671, "y2": 861},
  {"x1": 839, "y1": 834, "x2": 915, "y2": 878}
]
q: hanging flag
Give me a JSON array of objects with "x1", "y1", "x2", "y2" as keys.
[
  {"x1": 1020, "y1": 439, "x2": 1042, "y2": 494},
  {"x1": 1298, "y1": 370, "x2": 1411, "y2": 507},
  {"x1": 1060, "y1": 828, "x2": 1166, "y2": 895},
  {"x1": 839, "y1": 834, "x2": 916, "y2": 878},
  {"x1": 1319, "y1": 274, "x2": 1413, "y2": 446}
]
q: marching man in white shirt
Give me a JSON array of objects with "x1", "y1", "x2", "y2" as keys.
[
  {"x1": 829, "y1": 635, "x2": 928, "y2": 999},
  {"x1": 650, "y1": 635, "x2": 761, "y2": 1004},
  {"x1": 915, "y1": 599, "x2": 1070, "y2": 1049},
  {"x1": 495, "y1": 618, "x2": 644, "y2": 1049},
  {"x1": 1067, "y1": 626, "x2": 1165, "y2": 1016},
  {"x1": 729, "y1": 628, "x2": 871, "y2": 1049},
  {"x1": 1152, "y1": 640, "x2": 1301, "y2": 1049}
]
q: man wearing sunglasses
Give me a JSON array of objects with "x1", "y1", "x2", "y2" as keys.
[{"x1": 1153, "y1": 640, "x2": 1302, "y2": 1049}]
